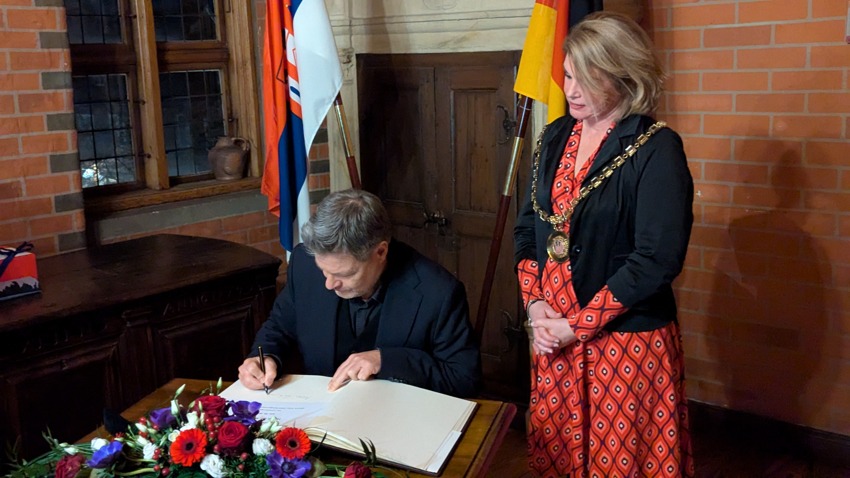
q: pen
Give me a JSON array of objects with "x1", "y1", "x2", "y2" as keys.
[{"x1": 257, "y1": 345, "x2": 271, "y2": 395}]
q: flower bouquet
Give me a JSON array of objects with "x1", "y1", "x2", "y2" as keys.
[{"x1": 4, "y1": 380, "x2": 395, "y2": 478}]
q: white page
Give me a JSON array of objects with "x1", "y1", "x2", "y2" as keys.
[{"x1": 220, "y1": 376, "x2": 476, "y2": 474}]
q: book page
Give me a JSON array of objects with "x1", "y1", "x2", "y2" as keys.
[{"x1": 220, "y1": 375, "x2": 477, "y2": 474}]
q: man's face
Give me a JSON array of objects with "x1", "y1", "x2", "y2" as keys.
[{"x1": 314, "y1": 241, "x2": 388, "y2": 300}]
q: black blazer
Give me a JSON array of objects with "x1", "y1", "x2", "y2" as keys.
[
  {"x1": 252, "y1": 240, "x2": 482, "y2": 398},
  {"x1": 514, "y1": 114, "x2": 694, "y2": 332}
]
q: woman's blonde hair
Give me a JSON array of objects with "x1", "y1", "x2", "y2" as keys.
[{"x1": 563, "y1": 11, "x2": 664, "y2": 119}]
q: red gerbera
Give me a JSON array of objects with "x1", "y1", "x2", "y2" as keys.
[
  {"x1": 275, "y1": 427, "x2": 311, "y2": 460},
  {"x1": 169, "y1": 428, "x2": 208, "y2": 467}
]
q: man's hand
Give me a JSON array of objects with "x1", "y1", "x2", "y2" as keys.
[
  {"x1": 328, "y1": 350, "x2": 381, "y2": 392},
  {"x1": 238, "y1": 356, "x2": 277, "y2": 390}
]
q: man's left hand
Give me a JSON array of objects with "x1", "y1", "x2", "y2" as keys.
[{"x1": 328, "y1": 350, "x2": 381, "y2": 391}]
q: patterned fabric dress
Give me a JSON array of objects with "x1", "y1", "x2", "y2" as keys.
[{"x1": 518, "y1": 121, "x2": 694, "y2": 478}]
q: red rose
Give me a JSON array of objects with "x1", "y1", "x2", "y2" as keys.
[
  {"x1": 343, "y1": 462, "x2": 372, "y2": 478},
  {"x1": 55, "y1": 454, "x2": 85, "y2": 478},
  {"x1": 194, "y1": 395, "x2": 227, "y2": 420},
  {"x1": 217, "y1": 421, "x2": 249, "y2": 453}
]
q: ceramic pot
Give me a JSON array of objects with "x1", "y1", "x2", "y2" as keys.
[{"x1": 209, "y1": 137, "x2": 250, "y2": 180}]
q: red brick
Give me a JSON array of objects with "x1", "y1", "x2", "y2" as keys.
[
  {"x1": 308, "y1": 172, "x2": 330, "y2": 190},
  {"x1": 0, "y1": 94, "x2": 14, "y2": 114},
  {"x1": 812, "y1": 0, "x2": 846, "y2": 17},
  {"x1": 665, "y1": 72, "x2": 700, "y2": 93},
  {"x1": 668, "y1": 93, "x2": 732, "y2": 112},
  {"x1": 804, "y1": 191, "x2": 850, "y2": 215},
  {"x1": 29, "y1": 214, "x2": 74, "y2": 236},
  {"x1": 781, "y1": 210, "x2": 837, "y2": 237},
  {"x1": 0, "y1": 116, "x2": 43, "y2": 135},
  {"x1": 733, "y1": 138, "x2": 803, "y2": 163},
  {"x1": 670, "y1": 4, "x2": 735, "y2": 27},
  {"x1": 737, "y1": 47, "x2": 807, "y2": 69},
  {"x1": 655, "y1": 113, "x2": 701, "y2": 134},
  {"x1": 811, "y1": 45, "x2": 850, "y2": 68},
  {"x1": 651, "y1": 7, "x2": 669, "y2": 29},
  {"x1": 5, "y1": 197, "x2": 53, "y2": 219},
  {"x1": 0, "y1": 72, "x2": 41, "y2": 91},
  {"x1": 773, "y1": 115, "x2": 843, "y2": 139},
  {"x1": 739, "y1": 0, "x2": 808, "y2": 23},
  {"x1": 682, "y1": 136, "x2": 731, "y2": 161},
  {"x1": 736, "y1": 93, "x2": 804, "y2": 113},
  {"x1": 0, "y1": 219, "x2": 28, "y2": 243},
  {"x1": 703, "y1": 25, "x2": 771, "y2": 48},
  {"x1": 652, "y1": 29, "x2": 701, "y2": 51},
  {"x1": 0, "y1": 155, "x2": 50, "y2": 180},
  {"x1": 703, "y1": 162, "x2": 769, "y2": 185},
  {"x1": 0, "y1": 138, "x2": 19, "y2": 158},
  {"x1": 0, "y1": 31, "x2": 38, "y2": 49},
  {"x1": 25, "y1": 174, "x2": 72, "y2": 196},
  {"x1": 772, "y1": 71, "x2": 843, "y2": 91},
  {"x1": 220, "y1": 230, "x2": 249, "y2": 244},
  {"x1": 775, "y1": 20, "x2": 845, "y2": 44},
  {"x1": 809, "y1": 93, "x2": 850, "y2": 114},
  {"x1": 9, "y1": 51, "x2": 68, "y2": 72},
  {"x1": 17, "y1": 91, "x2": 66, "y2": 113},
  {"x1": 220, "y1": 211, "x2": 266, "y2": 232},
  {"x1": 248, "y1": 224, "x2": 278, "y2": 243},
  {"x1": 7, "y1": 8, "x2": 59, "y2": 30},
  {"x1": 21, "y1": 132, "x2": 71, "y2": 154},
  {"x1": 669, "y1": 50, "x2": 733, "y2": 72},
  {"x1": 0, "y1": 53, "x2": 7, "y2": 71},
  {"x1": 692, "y1": 182, "x2": 732, "y2": 204},
  {"x1": 28, "y1": 236, "x2": 57, "y2": 256},
  {"x1": 732, "y1": 184, "x2": 797, "y2": 208},
  {"x1": 0, "y1": 180, "x2": 23, "y2": 200},
  {"x1": 703, "y1": 72, "x2": 768, "y2": 92},
  {"x1": 704, "y1": 114, "x2": 770, "y2": 137}
]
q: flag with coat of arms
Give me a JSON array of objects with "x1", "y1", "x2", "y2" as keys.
[{"x1": 261, "y1": 0, "x2": 343, "y2": 251}]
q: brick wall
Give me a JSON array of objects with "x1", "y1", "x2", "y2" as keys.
[
  {"x1": 0, "y1": 1, "x2": 83, "y2": 257},
  {"x1": 651, "y1": 0, "x2": 850, "y2": 434},
  {"x1": 0, "y1": 0, "x2": 331, "y2": 269}
]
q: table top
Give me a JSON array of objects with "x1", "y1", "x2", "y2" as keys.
[{"x1": 84, "y1": 378, "x2": 516, "y2": 478}]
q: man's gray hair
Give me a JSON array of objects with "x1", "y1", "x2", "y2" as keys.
[{"x1": 300, "y1": 189, "x2": 392, "y2": 261}]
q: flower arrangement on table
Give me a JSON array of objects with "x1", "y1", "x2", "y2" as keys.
[{"x1": 5, "y1": 380, "x2": 393, "y2": 478}]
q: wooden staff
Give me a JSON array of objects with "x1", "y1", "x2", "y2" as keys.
[
  {"x1": 333, "y1": 93, "x2": 361, "y2": 189},
  {"x1": 474, "y1": 94, "x2": 534, "y2": 338}
]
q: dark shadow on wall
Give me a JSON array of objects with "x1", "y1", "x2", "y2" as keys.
[{"x1": 705, "y1": 149, "x2": 838, "y2": 449}]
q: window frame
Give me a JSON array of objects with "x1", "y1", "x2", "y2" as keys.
[{"x1": 71, "y1": 0, "x2": 261, "y2": 215}]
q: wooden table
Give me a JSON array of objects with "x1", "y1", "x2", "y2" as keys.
[{"x1": 88, "y1": 378, "x2": 516, "y2": 478}]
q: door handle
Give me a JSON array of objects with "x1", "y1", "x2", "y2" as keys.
[
  {"x1": 497, "y1": 105, "x2": 516, "y2": 145},
  {"x1": 422, "y1": 210, "x2": 449, "y2": 227}
]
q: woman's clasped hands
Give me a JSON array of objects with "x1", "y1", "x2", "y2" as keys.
[{"x1": 527, "y1": 300, "x2": 578, "y2": 355}]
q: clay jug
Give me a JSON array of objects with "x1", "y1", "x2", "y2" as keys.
[{"x1": 209, "y1": 137, "x2": 250, "y2": 180}]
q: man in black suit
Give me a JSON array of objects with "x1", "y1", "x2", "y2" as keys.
[{"x1": 238, "y1": 189, "x2": 481, "y2": 398}]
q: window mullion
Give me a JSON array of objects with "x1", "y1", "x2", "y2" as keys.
[
  {"x1": 131, "y1": 0, "x2": 168, "y2": 190},
  {"x1": 225, "y1": 1, "x2": 261, "y2": 178}
]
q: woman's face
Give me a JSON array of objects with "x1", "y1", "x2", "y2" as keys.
[{"x1": 562, "y1": 56, "x2": 619, "y2": 123}]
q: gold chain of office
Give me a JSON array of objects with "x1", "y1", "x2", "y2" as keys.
[{"x1": 530, "y1": 121, "x2": 667, "y2": 230}]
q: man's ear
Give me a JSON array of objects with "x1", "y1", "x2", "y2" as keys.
[{"x1": 374, "y1": 241, "x2": 389, "y2": 260}]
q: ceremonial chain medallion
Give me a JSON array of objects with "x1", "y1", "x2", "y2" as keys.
[{"x1": 530, "y1": 121, "x2": 667, "y2": 263}]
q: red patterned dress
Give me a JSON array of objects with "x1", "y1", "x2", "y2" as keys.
[{"x1": 517, "y1": 121, "x2": 694, "y2": 478}]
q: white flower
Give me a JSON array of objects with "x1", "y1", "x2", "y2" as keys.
[
  {"x1": 136, "y1": 435, "x2": 150, "y2": 446},
  {"x1": 262, "y1": 417, "x2": 282, "y2": 434},
  {"x1": 168, "y1": 429, "x2": 181, "y2": 442},
  {"x1": 90, "y1": 438, "x2": 109, "y2": 451},
  {"x1": 142, "y1": 443, "x2": 158, "y2": 460},
  {"x1": 170, "y1": 399, "x2": 180, "y2": 419},
  {"x1": 135, "y1": 422, "x2": 149, "y2": 433},
  {"x1": 252, "y1": 438, "x2": 274, "y2": 456},
  {"x1": 200, "y1": 454, "x2": 226, "y2": 478},
  {"x1": 180, "y1": 411, "x2": 200, "y2": 430},
  {"x1": 62, "y1": 446, "x2": 79, "y2": 455}
]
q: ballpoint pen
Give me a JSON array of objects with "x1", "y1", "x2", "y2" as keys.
[{"x1": 257, "y1": 345, "x2": 271, "y2": 395}]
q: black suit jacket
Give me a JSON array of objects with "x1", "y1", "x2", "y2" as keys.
[
  {"x1": 514, "y1": 114, "x2": 694, "y2": 332},
  {"x1": 251, "y1": 240, "x2": 482, "y2": 398}
]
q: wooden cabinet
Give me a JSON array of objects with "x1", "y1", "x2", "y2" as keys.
[{"x1": 0, "y1": 234, "x2": 281, "y2": 459}]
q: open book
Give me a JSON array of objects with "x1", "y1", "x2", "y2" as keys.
[{"x1": 219, "y1": 375, "x2": 477, "y2": 475}]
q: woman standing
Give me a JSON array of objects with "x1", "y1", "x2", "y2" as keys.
[{"x1": 514, "y1": 12, "x2": 695, "y2": 478}]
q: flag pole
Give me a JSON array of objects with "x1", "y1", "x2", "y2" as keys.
[
  {"x1": 333, "y1": 93, "x2": 361, "y2": 189},
  {"x1": 474, "y1": 94, "x2": 534, "y2": 338}
]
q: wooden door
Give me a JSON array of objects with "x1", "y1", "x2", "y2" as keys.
[{"x1": 358, "y1": 52, "x2": 530, "y2": 404}]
